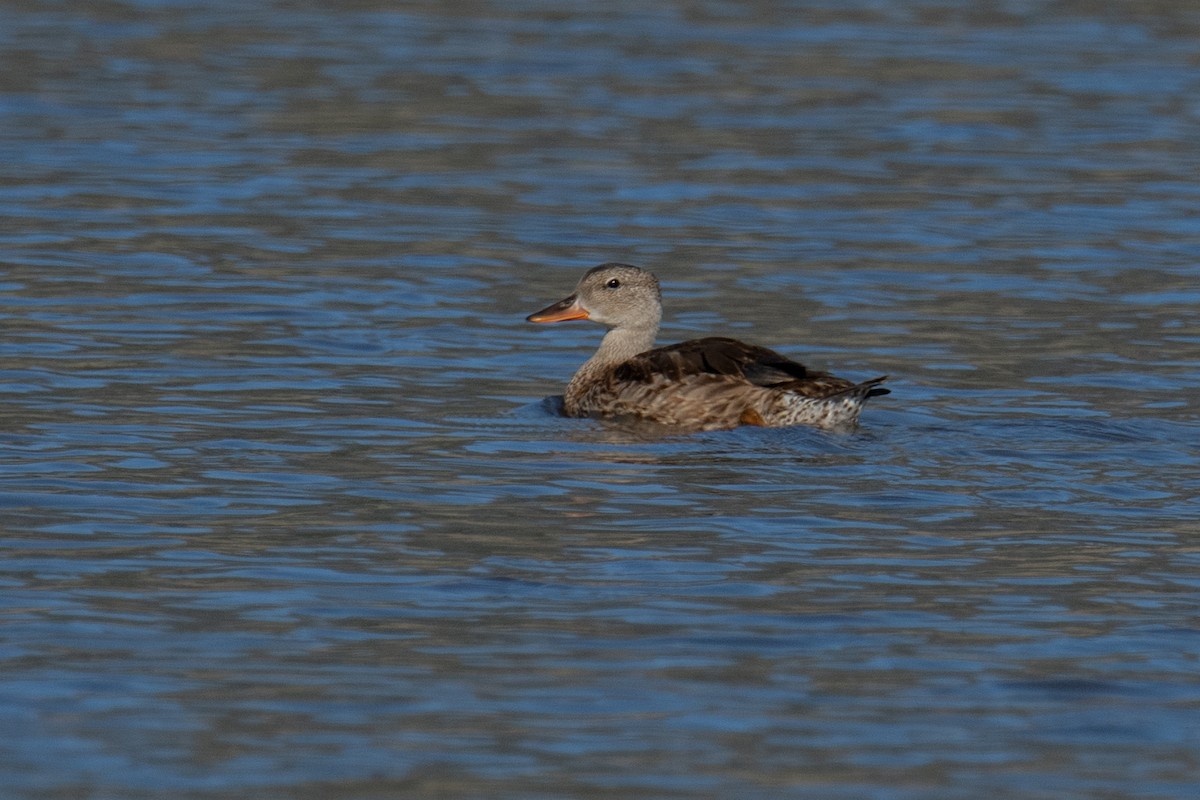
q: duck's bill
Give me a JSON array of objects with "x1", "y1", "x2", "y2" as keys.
[{"x1": 526, "y1": 295, "x2": 589, "y2": 323}]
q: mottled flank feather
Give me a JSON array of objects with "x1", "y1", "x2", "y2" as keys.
[{"x1": 527, "y1": 264, "x2": 889, "y2": 431}]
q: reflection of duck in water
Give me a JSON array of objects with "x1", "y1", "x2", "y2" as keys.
[{"x1": 526, "y1": 263, "x2": 889, "y2": 431}]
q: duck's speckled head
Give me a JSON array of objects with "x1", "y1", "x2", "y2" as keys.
[{"x1": 527, "y1": 263, "x2": 662, "y2": 330}]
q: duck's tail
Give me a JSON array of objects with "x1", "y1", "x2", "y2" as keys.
[
  {"x1": 777, "y1": 376, "x2": 890, "y2": 428},
  {"x1": 858, "y1": 375, "x2": 891, "y2": 399}
]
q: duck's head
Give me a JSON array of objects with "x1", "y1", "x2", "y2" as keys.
[{"x1": 526, "y1": 263, "x2": 662, "y2": 330}]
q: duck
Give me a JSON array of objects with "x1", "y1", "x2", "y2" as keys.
[{"x1": 526, "y1": 263, "x2": 889, "y2": 431}]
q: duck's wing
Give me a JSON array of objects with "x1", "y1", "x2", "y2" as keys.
[{"x1": 612, "y1": 336, "x2": 872, "y2": 398}]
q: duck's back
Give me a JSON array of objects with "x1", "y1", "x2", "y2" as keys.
[{"x1": 566, "y1": 337, "x2": 888, "y2": 431}]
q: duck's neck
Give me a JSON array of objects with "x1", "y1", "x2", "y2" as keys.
[
  {"x1": 567, "y1": 323, "x2": 658, "y2": 398},
  {"x1": 593, "y1": 323, "x2": 659, "y2": 366}
]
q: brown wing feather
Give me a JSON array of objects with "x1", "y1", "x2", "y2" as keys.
[{"x1": 612, "y1": 336, "x2": 862, "y2": 399}]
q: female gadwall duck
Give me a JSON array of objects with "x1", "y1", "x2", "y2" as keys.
[{"x1": 527, "y1": 263, "x2": 889, "y2": 431}]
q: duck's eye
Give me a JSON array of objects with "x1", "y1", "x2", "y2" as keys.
[{"x1": 606, "y1": 278, "x2": 621, "y2": 289}]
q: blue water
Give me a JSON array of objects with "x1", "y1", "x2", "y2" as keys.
[{"x1": 2, "y1": 1, "x2": 1199, "y2": 798}]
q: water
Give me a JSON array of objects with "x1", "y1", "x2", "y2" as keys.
[{"x1": 2, "y1": 1, "x2": 1199, "y2": 797}]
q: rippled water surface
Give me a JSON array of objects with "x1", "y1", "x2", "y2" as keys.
[{"x1": 3, "y1": 1, "x2": 1199, "y2": 798}]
